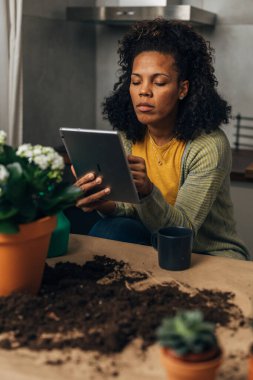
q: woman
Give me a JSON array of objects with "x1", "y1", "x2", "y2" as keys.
[{"x1": 74, "y1": 19, "x2": 249, "y2": 260}]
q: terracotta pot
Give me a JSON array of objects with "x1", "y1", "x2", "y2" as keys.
[
  {"x1": 0, "y1": 216, "x2": 57, "y2": 296},
  {"x1": 160, "y1": 347, "x2": 222, "y2": 380},
  {"x1": 248, "y1": 354, "x2": 253, "y2": 380}
]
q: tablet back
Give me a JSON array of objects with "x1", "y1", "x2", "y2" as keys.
[{"x1": 60, "y1": 128, "x2": 139, "y2": 204}]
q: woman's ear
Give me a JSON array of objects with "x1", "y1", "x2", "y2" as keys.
[{"x1": 179, "y1": 80, "x2": 189, "y2": 100}]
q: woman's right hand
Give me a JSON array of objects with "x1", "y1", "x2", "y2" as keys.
[{"x1": 71, "y1": 166, "x2": 116, "y2": 214}]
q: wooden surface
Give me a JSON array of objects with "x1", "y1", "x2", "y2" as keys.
[{"x1": 0, "y1": 234, "x2": 253, "y2": 380}]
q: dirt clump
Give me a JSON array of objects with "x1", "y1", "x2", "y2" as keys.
[{"x1": 0, "y1": 255, "x2": 244, "y2": 354}]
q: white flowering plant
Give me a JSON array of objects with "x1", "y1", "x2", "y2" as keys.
[{"x1": 0, "y1": 131, "x2": 82, "y2": 233}]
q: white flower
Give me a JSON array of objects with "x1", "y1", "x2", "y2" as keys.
[
  {"x1": 0, "y1": 164, "x2": 9, "y2": 184},
  {"x1": 0, "y1": 131, "x2": 7, "y2": 145},
  {"x1": 33, "y1": 154, "x2": 50, "y2": 170},
  {"x1": 16, "y1": 143, "x2": 64, "y2": 181},
  {"x1": 51, "y1": 153, "x2": 64, "y2": 171},
  {"x1": 16, "y1": 144, "x2": 33, "y2": 158}
]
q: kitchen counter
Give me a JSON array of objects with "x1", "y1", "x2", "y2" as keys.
[
  {"x1": 0, "y1": 234, "x2": 252, "y2": 379},
  {"x1": 231, "y1": 149, "x2": 253, "y2": 182}
]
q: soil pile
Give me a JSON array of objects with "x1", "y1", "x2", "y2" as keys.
[{"x1": 0, "y1": 256, "x2": 244, "y2": 354}]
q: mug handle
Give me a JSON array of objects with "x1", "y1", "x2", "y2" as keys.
[{"x1": 151, "y1": 232, "x2": 158, "y2": 249}]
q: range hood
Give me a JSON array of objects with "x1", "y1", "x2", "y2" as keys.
[{"x1": 66, "y1": 2, "x2": 216, "y2": 27}]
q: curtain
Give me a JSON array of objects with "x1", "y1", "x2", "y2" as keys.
[{"x1": 0, "y1": 0, "x2": 23, "y2": 146}]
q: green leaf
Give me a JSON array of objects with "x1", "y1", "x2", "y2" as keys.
[
  {"x1": 0, "y1": 220, "x2": 19, "y2": 234},
  {"x1": 156, "y1": 310, "x2": 216, "y2": 355},
  {"x1": 5, "y1": 162, "x2": 29, "y2": 206},
  {"x1": 0, "y1": 145, "x2": 17, "y2": 165},
  {"x1": 0, "y1": 201, "x2": 18, "y2": 220},
  {"x1": 23, "y1": 164, "x2": 51, "y2": 191},
  {"x1": 7, "y1": 162, "x2": 23, "y2": 178},
  {"x1": 38, "y1": 185, "x2": 82, "y2": 213},
  {"x1": 13, "y1": 200, "x2": 37, "y2": 223}
]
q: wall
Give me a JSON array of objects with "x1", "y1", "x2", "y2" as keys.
[
  {"x1": 23, "y1": 0, "x2": 96, "y2": 147},
  {"x1": 230, "y1": 182, "x2": 253, "y2": 259},
  {"x1": 95, "y1": 24, "x2": 127, "y2": 129},
  {"x1": 191, "y1": 0, "x2": 253, "y2": 148},
  {"x1": 0, "y1": 1, "x2": 9, "y2": 135}
]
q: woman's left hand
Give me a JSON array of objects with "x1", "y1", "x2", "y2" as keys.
[{"x1": 128, "y1": 155, "x2": 153, "y2": 197}]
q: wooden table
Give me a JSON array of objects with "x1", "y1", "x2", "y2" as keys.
[{"x1": 0, "y1": 235, "x2": 253, "y2": 380}]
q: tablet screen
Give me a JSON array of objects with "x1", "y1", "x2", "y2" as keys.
[{"x1": 60, "y1": 128, "x2": 140, "y2": 204}]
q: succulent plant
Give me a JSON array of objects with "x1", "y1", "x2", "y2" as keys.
[{"x1": 156, "y1": 310, "x2": 218, "y2": 356}]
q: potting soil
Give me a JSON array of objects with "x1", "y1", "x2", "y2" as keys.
[{"x1": 0, "y1": 255, "x2": 244, "y2": 354}]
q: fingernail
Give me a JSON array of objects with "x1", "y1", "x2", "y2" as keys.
[
  {"x1": 96, "y1": 177, "x2": 101, "y2": 184},
  {"x1": 104, "y1": 188, "x2": 110, "y2": 194},
  {"x1": 88, "y1": 173, "x2": 94, "y2": 180}
]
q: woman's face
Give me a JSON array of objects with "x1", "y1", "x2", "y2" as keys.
[{"x1": 129, "y1": 51, "x2": 189, "y2": 130}]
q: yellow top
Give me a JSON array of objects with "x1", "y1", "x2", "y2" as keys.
[{"x1": 132, "y1": 133, "x2": 186, "y2": 205}]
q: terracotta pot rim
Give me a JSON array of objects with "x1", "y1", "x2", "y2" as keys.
[
  {"x1": 0, "y1": 215, "x2": 57, "y2": 243},
  {"x1": 161, "y1": 347, "x2": 223, "y2": 369},
  {"x1": 19, "y1": 215, "x2": 56, "y2": 227},
  {"x1": 162, "y1": 346, "x2": 222, "y2": 359}
]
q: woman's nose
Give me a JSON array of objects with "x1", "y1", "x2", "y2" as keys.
[{"x1": 139, "y1": 82, "x2": 152, "y2": 97}]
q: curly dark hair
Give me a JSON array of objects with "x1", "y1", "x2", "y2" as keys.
[{"x1": 102, "y1": 18, "x2": 231, "y2": 142}]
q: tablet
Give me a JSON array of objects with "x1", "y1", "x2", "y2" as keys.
[{"x1": 59, "y1": 128, "x2": 140, "y2": 204}]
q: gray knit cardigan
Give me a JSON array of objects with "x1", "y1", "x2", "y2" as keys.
[{"x1": 112, "y1": 129, "x2": 250, "y2": 260}]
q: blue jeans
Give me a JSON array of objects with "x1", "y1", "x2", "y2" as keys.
[{"x1": 89, "y1": 217, "x2": 152, "y2": 246}]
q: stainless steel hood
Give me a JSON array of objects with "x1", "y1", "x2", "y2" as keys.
[{"x1": 66, "y1": 4, "x2": 216, "y2": 26}]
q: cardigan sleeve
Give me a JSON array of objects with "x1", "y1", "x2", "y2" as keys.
[{"x1": 134, "y1": 131, "x2": 232, "y2": 235}]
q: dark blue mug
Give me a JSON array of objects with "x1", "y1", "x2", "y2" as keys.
[{"x1": 152, "y1": 226, "x2": 193, "y2": 271}]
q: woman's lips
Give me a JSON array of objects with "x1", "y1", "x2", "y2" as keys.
[{"x1": 136, "y1": 103, "x2": 154, "y2": 112}]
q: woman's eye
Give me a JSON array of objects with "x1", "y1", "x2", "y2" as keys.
[
  {"x1": 131, "y1": 82, "x2": 140, "y2": 86},
  {"x1": 154, "y1": 82, "x2": 166, "y2": 87}
]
